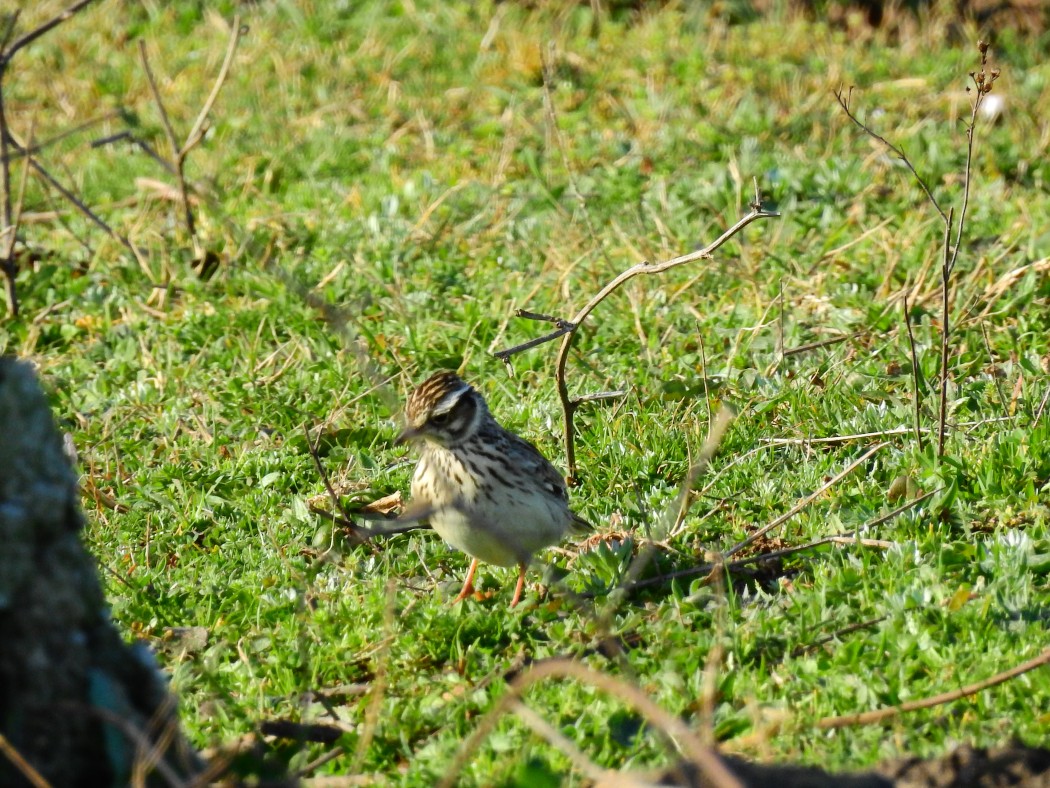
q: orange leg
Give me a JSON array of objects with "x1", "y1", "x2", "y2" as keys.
[
  {"x1": 509, "y1": 563, "x2": 528, "y2": 608},
  {"x1": 452, "y1": 558, "x2": 480, "y2": 604}
]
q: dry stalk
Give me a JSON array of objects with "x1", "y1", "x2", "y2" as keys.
[
  {"x1": 496, "y1": 184, "x2": 777, "y2": 482},
  {"x1": 0, "y1": 731, "x2": 51, "y2": 788},
  {"x1": 902, "y1": 291, "x2": 924, "y2": 452},
  {"x1": 725, "y1": 441, "x2": 888, "y2": 559},
  {"x1": 816, "y1": 646, "x2": 1050, "y2": 729},
  {"x1": 437, "y1": 657, "x2": 743, "y2": 788},
  {"x1": 0, "y1": 0, "x2": 101, "y2": 316},
  {"x1": 624, "y1": 486, "x2": 934, "y2": 595},
  {"x1": 138, "y1": 17, "x2": 245, "y2": 259},
  {"x1": 836, "y1": 42, "x2": 999, "y2": 459}
]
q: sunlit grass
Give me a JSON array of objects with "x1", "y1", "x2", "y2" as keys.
[{"x1": 5, "y1": 0, "x2": 1050, "y2": 782}]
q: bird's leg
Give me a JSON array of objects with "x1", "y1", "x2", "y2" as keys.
[
  {"x1": 452, "y1": 558, "x2": 480, "y2": 604},
  {"x1": 509, "y1": 563, "x2": 528, "y2": 608}
]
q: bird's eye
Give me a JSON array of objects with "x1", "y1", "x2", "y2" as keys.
[{"x1": 430, "y1": 411, "x2": 451, "y2": 426}]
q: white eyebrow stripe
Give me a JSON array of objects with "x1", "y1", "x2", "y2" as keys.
[{"x1": 433, "y1": 384, "x2": 471, "y2": 414}]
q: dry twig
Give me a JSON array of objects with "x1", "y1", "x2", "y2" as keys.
[
  {"x1": 0, "y1": 0, "x2": 103, "y2": 316},
  {"x1": 496, "y1": 183, "x2": 777, "y2": 481},
  {"x1": 725, "y1": 442, "x2": 888, "y2": 559},
  {"x1": 0, "y1": 731, "x2": 50, "y2": 788},
  {"x1": 138, "y1": 17, "x2": 245, "y2": 258},
  {"x1": 438, "y1": 658, "x2": 743, "y2": 788},
  {"x1": 817, "y1": 646, "x2": 1050, "y2": 729},
  {"x1": 902, "y1": 291, "x2": 925, "y2": 452},
  {"x1": 836, "y1": 42, "x2": 999, "y2": 459}
]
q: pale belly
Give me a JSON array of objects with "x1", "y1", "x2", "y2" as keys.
[{"x1": 412, "y1": 451, "x2": 571, "y2": 566}]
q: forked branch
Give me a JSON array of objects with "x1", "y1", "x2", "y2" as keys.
[
  {"x1": 0, "y1": 0, "x2": 102, "y2": 316},
  {"x1": 836, "y1": 42, "x2": 998, "y2": 458},
  {"x1": 138, "y1": 17, "x2": 245, "y2": 258},
  {"x1": 496, "y1": 183, "x2": 777, "y2": 482}
]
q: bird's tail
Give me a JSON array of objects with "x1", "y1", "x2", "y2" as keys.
[{"x1": 569, "y1": 511, "x2": 592, "y2": 535}]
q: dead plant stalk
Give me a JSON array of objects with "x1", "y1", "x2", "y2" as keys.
[
  {"x1": 497, "y1": 186, "x2": 778, "y2": 482},
  {"x1": 835, "y1": 42, "x2": 999, "y2": 459}
]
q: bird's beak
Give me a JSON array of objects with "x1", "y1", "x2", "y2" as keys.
[{"x1": 395, "y1": 426, "x2": 419, "y2": 446}]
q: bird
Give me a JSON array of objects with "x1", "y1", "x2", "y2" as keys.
[{"x1": 396, "y1": 370, "x2": 591, "y2": 607}]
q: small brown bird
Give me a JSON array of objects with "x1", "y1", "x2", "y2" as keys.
[{"x1": 397, "y1": 371, "x2": 590, "y2": 607}]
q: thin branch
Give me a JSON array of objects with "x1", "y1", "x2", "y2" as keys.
[
  {"x1": 762, "y1": 427, "x2": 914, "y2": 444},
  {"x1": 834, "y1": 85, "x2": 947, "y2": 224},
  {"x1": 948, "y1": 44, "x2": 997, "y2": 276},
  {"x1": 782, "y1": 332, "x2": 858, "y2": 358},
  {"x1": 1033, "y1": 385, "x2": 1050, "y2": 427},
  {"x1": 699, "y1": 327, "x2": 712, "y2": 435},
  {"x1": 438, "y1": 658, "x2": 743, "y2": 788},
  {"x1": 550, "y1": 205, "x2": 777, "y2": 481},
  {"x1": 139, "y1": 40, "x2": 197, "y2": 247},
  {"x1": 902, "y1": 291, "x2": 925, "y2": 452},
  {"x1": 980, "y1": 323, "x2": 1009, "y2": 416},
  {"x1": 1, "y1": 0, "x2": 98, "y2": 62},
  {"x1": 624, "y1": 486, "x2": 935, "y2": 593},
  {"x1": 725, "y1": 442, "x2": 888, "y2": 559},
  {"x1": 938, "y1": 206, "x2": 954, "y2": 457},
  {"x1": 303, "y1": 423, "x2": 372, "y2": 548},
  {"x1": 91, "y1": 130, "x2": 177, "y2": 174},
  {"x1": 572, "y1": 389, "x2": 627, "y2": 405},
  {"x1": 817, "y1": 646, "x2": 1050, "y2": 729},
  {"x1": 494, "y1": 319, "x2": 576, "y2": 361},
  {"x1": 27, "y1": 155, "x2": 134, "y2": 252},
  {"x1": 0, "y1": 2, "x2": 102, "y2": 316},
  {"x1": 0, "y1": 13, "x2": 20, "y2": 55},
  {"x1": 515, "y1": 308, "x2": 570, "y2": 324},
  {"x1": 0, "y1": 731, "x2": 50, "y2": 788},
  {"x1": 1, "y1": 111, "x2": 117, "y2": 163},
  {"x1": 182, "y1": 17, "x2": 244, "y2": 156}
]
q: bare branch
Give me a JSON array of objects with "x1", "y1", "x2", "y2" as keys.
[
  {"x1": 28, "y1": 155, "x2": 134, "y2": 253},
  {"x1": 572, "y1": 389, "x2": 627, "y2": 405},
  {"x1": 725, "y1": 442, "x2": 888, "y2": 559},
  {"x1": 515, "y1": 308, "x2": 570, "y2": 324},
  {"x1": 782, "y1": 332, "x2": 858, "y2": 358},
  {"x1": 182, "y1": 17, "x2": 244, "y2": 156},
  {"x1": 0, "y1": 0, "x2": 122, "y2": 316},
  {"x1": 0, "y1": 730, "x2": 50, "y2": 788},
  {"x1": 1, "y1": 0, "x2": 98, "y2": 62},
  {"x1": 91, "y1": 130, "x2": 177, "y2": 174},
  {"x1": 139, "y1": 39, "x2": 197, "y2": 245},
  {"x1": 938, "y1": 206, "x2": 954, "y2": 457},
  {"x1": 624, "y1": 487, "x2": 936, "y2": 594},
  {"x1": 834, "y1": 86, "x2": 947, "y2": 224},
  {"x1": 817, "y1": 646, "x2": 1050, "y2": 729},
  {"x1": 902, "y1": 291, "x2": 925, "y2": 452},
  {"x1": 551, "y1": 205, "x2": 778, "y2": 481},
  {"x1": 2, "y1": 111, "x2": 119, "y2": 163},
  {"x1": 494, "y1": 319, "x2": 576, "y2": 361},
  {"x1": 302, "y1": 423, "x2": 373, "y2": 548},
  {"x1": 0, "y1": 13, "x2": 20, "y2": 55},
  {"x1": 948, "y1": 43, "x2": 998, "y2": 276}
]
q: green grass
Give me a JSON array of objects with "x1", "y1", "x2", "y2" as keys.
[{"x1": 5, "y1": 0, "x2": 1050, "y2": 783}]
